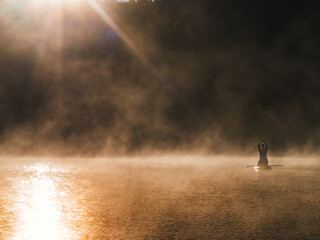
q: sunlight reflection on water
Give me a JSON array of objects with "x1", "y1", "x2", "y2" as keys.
[
  {"x1": 0, "y1": 157, "x2": 319, "y2": 240},
  {"x1": 12, "y1": 164, "x2": 77, "y2": 240}
]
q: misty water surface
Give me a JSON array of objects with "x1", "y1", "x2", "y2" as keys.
[{"x1": 0, "y1": 156, "x2": 319, "y2": 240}]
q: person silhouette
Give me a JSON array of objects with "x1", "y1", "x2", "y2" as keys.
[{"x1": 257, "y1": 140, "x2": 268, "y2": 167}]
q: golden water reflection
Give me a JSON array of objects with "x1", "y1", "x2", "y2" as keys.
[
  {"x1": 1, "y1": 157, "x2": 320, "y2": 239},
  {"x1": 13, "y1": 164, "x2": 77, "y2": 240}
]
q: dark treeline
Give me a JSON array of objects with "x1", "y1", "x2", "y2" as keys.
[{"x1": 0, "y1": 0, "x2": 320, "y2": 155}]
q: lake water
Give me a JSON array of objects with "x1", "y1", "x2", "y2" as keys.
[{"x1": 0, "y1": 156, "x2": 319, "y2": 240}]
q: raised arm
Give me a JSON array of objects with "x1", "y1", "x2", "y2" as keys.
[{"x1": 258, "y1": 141, "x2": 268, "y2": 151}]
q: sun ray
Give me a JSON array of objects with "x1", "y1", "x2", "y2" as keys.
[{"x1": 86, "y1": 0, "x2": 148, "y2": 65}]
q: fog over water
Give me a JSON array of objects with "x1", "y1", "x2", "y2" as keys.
[
  {"x1": 0, "y1": 156, "x2": 320, "y2": 239},
  {"x1": 1, "y1": 0, "x2": 320, "y2": 156},
  {"x1": 1, "y1": 1, "x2": 320, "y2": 239}
]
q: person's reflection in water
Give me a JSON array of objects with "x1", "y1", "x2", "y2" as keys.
[{"x1": 257, "y1": 140, "x2": 269, "y2": 168}]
